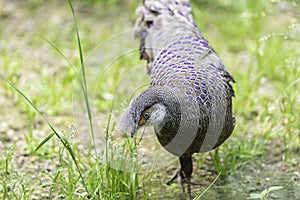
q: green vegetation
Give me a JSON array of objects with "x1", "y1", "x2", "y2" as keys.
[{"x1": 0, "y1": 0, "x2": 299, "y2": 199}]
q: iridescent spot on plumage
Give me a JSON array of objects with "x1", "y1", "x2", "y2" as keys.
[
  {"x1": 182, "y1": 66, "x2": 188, "y2": 70},
  {"x1": 195, "y1": 86, "x2": 201, "y2": 91},
  {"x1": 201, "y1": 81, "x2": 207, "y2": 86},
  {"x1": 173, "y1": 41, "x2": 182, "y2": 45},
  {"x1": 206, "y1": 101, "x2": 211, "y2": 108},
  {"x1": 200, "y1": 41, "x2": 209, "y2": 48},
  {"x1": 182, "y1": 2, "x2": 191, "y2": 7},
  {"x1": 186, "y1": 87, "x2": 193, "y2": 91},
  {"x1": 161, "y1": 49, "x2": 167, "y2": 55}
]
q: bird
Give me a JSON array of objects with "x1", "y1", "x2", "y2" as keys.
[{"x1": 118, "y1": 0, "x2": 236, "y2": 199}]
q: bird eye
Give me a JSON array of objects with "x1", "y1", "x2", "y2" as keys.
[{"x1": 143, "y1": 112, "x2": 150, "y2": 120}]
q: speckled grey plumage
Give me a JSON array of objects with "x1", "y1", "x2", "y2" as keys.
[{"x1": 119, "y1": 0, "x2": 236, "y2": 199}]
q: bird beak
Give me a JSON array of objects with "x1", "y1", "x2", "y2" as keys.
[{"x1": 131, "y1": 124, "x2": 137, "y2": 138}]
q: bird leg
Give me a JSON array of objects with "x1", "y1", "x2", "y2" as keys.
[
  {"x1": 186, "y1": 176, "x2": 192, "y2": 200},
  {"x1": 180, "y1": 156, "x2": 193, "y2": 200}
]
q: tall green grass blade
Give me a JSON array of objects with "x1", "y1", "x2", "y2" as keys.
[
  {"x1": 193, "y1": 172, "x2": 221, "y2": 200},
  {"x1": 32, "y1": 34, "x2": 77, "y2": 74},
  {"x1": 48, "y1": 170, "x2": 61, "y2": 199},
  {"x1": 34, "y1": 132, "x2": 55, "y2": 153},
  {"x1": 66, "y1": 0, "x2": 97, "y2": 158}
]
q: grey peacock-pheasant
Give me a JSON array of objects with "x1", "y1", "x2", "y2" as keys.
[{"x1": 118, "y1": 0, "x2": 236, "y2": 199}]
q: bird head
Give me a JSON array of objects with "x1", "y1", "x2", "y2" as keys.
[{"x1": 117, "y1": 88, "x2": 167, "y2": 137}]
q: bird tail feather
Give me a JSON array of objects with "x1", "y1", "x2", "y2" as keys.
[{"x1": 134, "y1": 0, "x2": 199, "y2": 73}]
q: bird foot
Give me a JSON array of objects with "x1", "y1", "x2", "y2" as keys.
[
  {"x1": 166, "y1": 167, "x2": 183, "y2": 186},
  {"x1": 166, "y1": 167, "x2": 192, "y2": 200}
]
